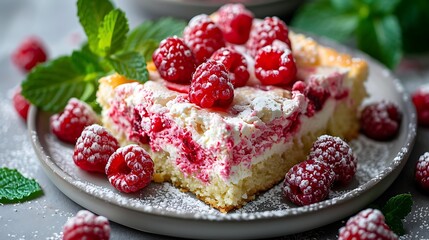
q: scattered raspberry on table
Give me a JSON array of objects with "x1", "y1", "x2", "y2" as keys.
[
  {"x1": 415, "y1": 152, "x2": 429, "y2": 191},
  {"x1": 63, "y1": 210, "x2": 110, "y2": 240},
  {"x1": 12, "y1": 37, "x2": 47, "y2": 72},
  {"x1": 338, "y1": 208, "x2": 398, "y2": 240},
  {"x1": 411, "y1": 85, "x2": 429, "y2": 127}
]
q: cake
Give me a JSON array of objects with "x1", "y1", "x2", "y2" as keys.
[{"x1": 96, "y1": 9, "x2": 368, "y2": 212}]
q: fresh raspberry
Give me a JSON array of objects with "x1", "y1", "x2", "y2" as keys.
[
  {"x1": 12, "y1": 37, "x2": 47, "y2": 72},
  {"x1": 254, "y1": 45, "x2": 297, "y2": 86},
  {"x1": 210, "y1": 47, "x2": 249, "y2": 88},
  {"x1": 189, "y1": 60, "x2": 234, "y2": 108},
  {"x1": 215, "y1": 3, "x2": 254, "y2": 44},
  {"x1": 338, "y1": 208, "x2": 398, "y2": 240},
  {"x1": 360, "y1": 101, "x2": 402, "y2": 141},
  {"x1": 411, "y1": 85, "x2": 429, "y2": 127},
  {"x1": 415, "y1": 152, "x2": 429, "y2": 191},
  {"x1": 12, "y1": 86, "x2": 30, "y2": 121},
  {"x1": 63, "y1": 210, "x2": 110, "y2": 240},
  {"x1": 73, "y1": 124, "x2": 120, "y2": 173},
  {"x1": 309, "y1": 135, "x2": 357, "y2": 185},
  {"x1": 50, "y1": 98, "x2": 99, "y2": 144},
  {"x1": 183, "y1": 14, "x2": 225, "y2": 64},
  {"x1": 152, "y1": 36, "x2": 196, "y2": 83},
  {"x1": 283, "y1": 159, "x2": 335, "y2": 206},
  {"x1": 246, "y1": 16, "x2": 291, "y2": 57},
  {"x1": 106, "y1": 144, "x2": 154, "y2": 193}
]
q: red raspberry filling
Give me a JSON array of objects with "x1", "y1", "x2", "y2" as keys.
[
  {"x1": 73, "y1": 124, "x2": 120, "y2": 173},
  {"x1": 12, "y1": 86, "x2": 31, "y2": 121},
  {"x1": 184, "y1": 14, "x2": 226, "y2": 64},
  {"x1": 216, "y1": 3, "x2": 254, "y2": 44},
  {"x1": 338, "y1": 209, "x2": 398, "y2": 240},
  {"x1": 211, "y1": 47, "x2": 249, "y2": 88},
  {"x1": 360, "y1": 100, "x2": 402, "y2": 141},
  {"x1": 283, "y1": 159, "x2": 335, "y2": 206},
  {"x1": 309, "y1": 135, "x2": 357, "y2": 185},
  {"x1": 254, "y1": 45, "x2": 297, "y2": 86},
  {"x1": 415, "y1": 152, "x2": 429, "y2": 191},
  {"x1": 189, "y1": 60, "x2": 234, "y2": 108},
  {"x1": 153, "y1": 36, "x2": 196, "y2": 84},
  {"x1": 63, "y1": 210, "x2": 110, "y2": 240},
  {"x1": 50, "y1": 98, "x2": 99, "y2": 144},
  {"x1": 106, "y1": 144, "x2": 154, "y2": 193},
  {"x1": 246, "y1": 16, "x2": 291, "y2": 57},
  {"x1": 12, "y1": 37, "x2": 48, "y2": 72},
  {"x1": 411, "y1": 86, "x2": 429, "y2": 127}
]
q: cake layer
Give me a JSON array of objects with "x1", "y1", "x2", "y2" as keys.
[{"x1": 97, "y1": 32, "x2": 368, "y2": 212}]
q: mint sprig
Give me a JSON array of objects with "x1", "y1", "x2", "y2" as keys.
[
  {"x1": 21, "y1": 0, "x2": 186, "y2": 113},
  {"x1": 381, "y1": 193, "x2": 413, "y2": 235},
  {"x1": 0, "y1": 168, "x2": 43, "y2": 203},
  {"x1": 291, "y1": 0, "x2": 429, "y2": 69}
]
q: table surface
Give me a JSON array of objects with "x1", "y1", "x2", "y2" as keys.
[{"x1": 1, "y1": 1, "x2": 429, "y2": 239}]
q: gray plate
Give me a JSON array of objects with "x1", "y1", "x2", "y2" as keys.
[{"x1": 28, "y1": 38, "x2": 416, "y2": 239}]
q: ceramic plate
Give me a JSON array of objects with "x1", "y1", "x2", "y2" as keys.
[{"x1": 28, "y1": 37, "x2": 416, "y2": 239}]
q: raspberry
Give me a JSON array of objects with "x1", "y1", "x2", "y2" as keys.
[
  {"x1": 360, "y1": 101, "x2": 402, "y2": 141},
  {"x1": 215, "y1": 3, "x2": 254, "y2": 44},
  {"x1": 246, "y1": 16, "x2": 291, "y2": 57},
  {"x1": 210, "y1": 47, "x2": 249, "y2": 88},
  {"x1": 411, "y1": 85, "x2": 429, "y2": 127},
  {"x1": 152, "y1": 37, "x2": 196, "y2": 83},
  {"x1": 106, "y1": 144, "x2": 154, "y2": 193},
  {"x1": 12, "y1": 86, "x2": 30, "y2": 121},
  {"x1": 12, "y1": 37, "x2": 47, "y2": 72},
  {"x1": 189, "y1": 60, "x2": 234, "y2": 108},
  {"x1": 50, "y1": 98, "x2": 99, "y2": 144},
  {"x1": 309, "y1": 135, "x2": 357, "y2": 185},
  {"x1": 338, "y1": 208, "x2": 398, "y2": 240},
  {"x1": 183, "y1": 14, "x2": 225, "y2": 64},
  {"x1": 415, "y1": 152, "x2": 429, "y2": 191},
  {"x1": 63, "y1": 210, "x2": 110, "y2": 240},
  {"x1": 73, "y1": 124, "x2": 120, "y2": 173},
  {"x1": 254, "y1": 45, "x2": 297, "y2": 86},
  {"x1": 283, "y1": 159, "x2": 335, "y2": 206}
]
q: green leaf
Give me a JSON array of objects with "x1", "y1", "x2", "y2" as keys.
[
  {"x1": 382, "y1": 193, "x2": 413, "y2": 236},
  {"x1": 108, "y1": 51, "x2": 148, "y2": 82},
  {"x1": 71, "y1": 49, "x2": 105, "y2": 74},
  {"x1": 97, "y1": 9, "x2": 129, "y2": 56},
  {"x1": 124, "y1": 18, "x2": 187, "y2": 60},
  {"x1": 0, "y1": 168, "x2": 43, "y2": 203},
  {"x1": 77, "y1": 0, "x2": 114, "y2": 53},
  {"x1": 291, "y1": 0, "x2": 359, "y2": 42},
  {"x1": 356, "y1": 15, "x2": 402, "y2": 69},
  {"x1": 370, "y1": 0, "x2": 401, "y2": 15},
  {"x1": 382, "y1": 193, "x2": 413, "y2": 221},
  {"x1": 21, "y1": 56, "x2": 100, "y2": 112},
  {"x1": 395, "y1": 0, "x2": 429, "y2": 53},
  {"x1": 330, "y1": 0, "x2": 355, "y2": 11}
]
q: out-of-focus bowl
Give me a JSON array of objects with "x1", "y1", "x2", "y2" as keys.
[{"x1": 131, "y1": 0, "x2": 304, "y2": 19}]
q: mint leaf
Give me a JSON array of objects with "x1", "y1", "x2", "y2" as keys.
[
  {"x1": 77, "y1": 0, "x2": 114, "y2": 53},
  {"x1": 291, "y1": 0, "x2": 359, "y2": 42},
  {"x1": 109, "y1": 51, "x2": 148, "y2": 82},
  {"x1": 97, "y1": 9, "x2": 129, "y2": 56},
  {"x1": 395, "y1": 0, "x2": 429, "y2": 53},
  {"x1": 71, "y1": 49, "x2": 105, "y2": 74},
  {"x1": 370, "y1": 0, "x2": 401, "y2": 15},
  {"x1": 124, "y1": 18, "x2": 187, "y2": 60},
  {"x1": 0, "y1": 168, "x2": 43, "y2": 203},
  {"x1": 356, "y1": 15, "x2": 402, "y2": 69},
  {"x1": 21, "y1": 56, "x2": 100, "y2": 112},
  {"x1": 382, "y1": 193, "x2": 413, "y2": 236},
  {"x1": 382, "y1": 193, "x2": 413, "y2": 221}
]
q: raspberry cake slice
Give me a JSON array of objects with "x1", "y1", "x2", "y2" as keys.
[{"x1": 96, "y1": 18, "x2": 367, "y2": 212}]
